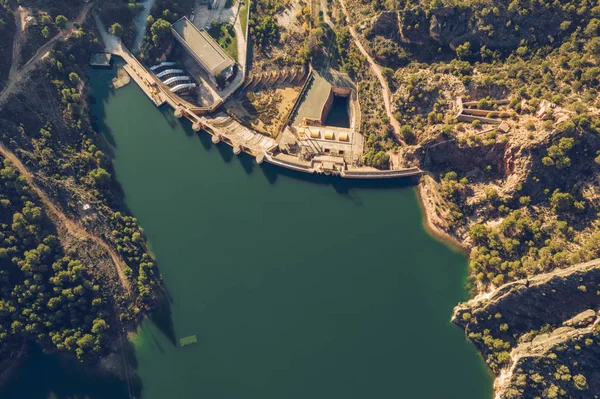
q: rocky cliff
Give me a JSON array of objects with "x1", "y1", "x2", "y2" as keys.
[
  {"x1": 453, "y1": 259, "x2": 600, "y2": 399},
  {"x1": 370, "y1": 2, "x2": 593, "y2": 53}
]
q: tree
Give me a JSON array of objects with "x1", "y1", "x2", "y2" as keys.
[
  {"x1": 41, "y1": 26, "x2": 50, "y2": 39},
  {"x1": 400, "y1": 125, "x2": 415, "y2": 143},
  {"x1": 55, "y1": 15, "x2": 68, "y2": 28},
  {"x1": 469, "y1": 224, "x2": 489, "y2": 243},
  {"x1": 110, "y1": 22, "x2": 123, "y2": 38},
  {"x1": 91, "y1": 318, "x2": 109, "y2": 334},
  {"x1": 89, "y1": 168, "x2": 110, "y2": 186},
  {"x1": 455, "y1": 42, "x2": 472, "y2": 60},
  {"x1": 76, "y1": 334, "x2": 94, "y2": 350},
  {"x1": 371, "y1": 151, "x2": 390, "y2": 169},
  {"x1": 573, "y1": 374, "x2": 588, "y2": 390},
  {"x1": 549, "y1": 190, "x2": 578, "y2": 213},
  {"x1": 69, "y1": 72, "x2": 80, "y2": 85},
  {"x1": 381, "y1": 67, "x2": 394, "y2": 82},
  {"x1": 150, "y1": 19, "x2": 172, "y2": 48}
]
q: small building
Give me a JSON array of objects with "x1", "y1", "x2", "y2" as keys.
[{"x1": 171, "y1": 17, "x2": 235, "y2": 81}]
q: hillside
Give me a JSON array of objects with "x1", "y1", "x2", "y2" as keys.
[
  {"x1": 328, "y1": 0, "x2": 600, "y2": 397},
  {"x1": 0, "y1": 0, "x2": 163, "y2": 381},
  {"x1": 0, "y1": 0, "x2": 597, "y2": 395}
]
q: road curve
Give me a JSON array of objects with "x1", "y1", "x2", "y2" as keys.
[
  {"x1": 337, "y1": 0, "x2": 404, "y2": 144},
  {"x1": 0, "y1": 3, "x2": 93, "y2": 107},
  {"x1": 0, "y1": 142, "x2": 132, "y2": 294}
]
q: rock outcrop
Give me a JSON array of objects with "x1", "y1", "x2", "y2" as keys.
[
  {"x1": 370, "y1": 11, "x2": 400, "y2": 39},
  {"x1": 370, "y1": 4, "x2": 576, "y2": 52},
  {"x1": 453, "y1": 259, "x2": 600, "y2": 398}
]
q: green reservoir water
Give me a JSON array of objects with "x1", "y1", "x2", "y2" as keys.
[{"x1": 0, "y1": 65, "x2": 493, "y2": 399}]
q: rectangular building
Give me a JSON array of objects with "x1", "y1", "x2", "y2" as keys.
[{"x1": 171, "y1": 17, "x2": 235, "y2": 80}]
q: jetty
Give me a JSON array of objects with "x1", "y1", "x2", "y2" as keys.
[{"x1": 94, "y1": 17, "x2": 422, "y2": 180}]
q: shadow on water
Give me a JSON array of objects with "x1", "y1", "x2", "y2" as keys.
[
  {"x1": 171, "y1": 113, "x2": 418, "y2": 196},
  {"x1": 217, "y1": 141, "x2": 234, "y2": 163},
  {"x1": 238, "y1": 151, "x2": 255, "y2": 174},
  {"x1": 159, "y1": 105, "x2": 179, "y2": 130},
  {"x1": 148, "y1": 283, "x2": 178, "y2": 347},
  {"x1": 84, "y1": 61, "x2": 178, "y2": 393},
  {"x1": 87, "y1": 63, "x2": 121, "y2": 156},
  {"x1": 0, "y1": 343, "x2": 139, "y2": 399},
  {"x1": 255, "y1": 157, "x2": 418, "y2": 196},
  {"x1": 197, "y1": 129, "x2": 214, "y2": 151}
]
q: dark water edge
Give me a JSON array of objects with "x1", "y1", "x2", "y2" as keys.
[
  {"x1": 0, "y1": 343, "x2": 133, "y2": 398},
  {"x1": 0, "y1": 63, "x2": 494, "y2": 399}
]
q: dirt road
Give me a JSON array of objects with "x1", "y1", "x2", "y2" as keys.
[
  {"x1": 0, "y1": 142, "x2": 131, "y2": 293},
  {"x1": 8, "y1": 7, "x2": 26, "y2": 84},
  {"x1": 337, "y1": 0, "x2": 404, "y2": 144},
  {"x1": 0, "y1": 2, "x2": 93, "y2": 107}
]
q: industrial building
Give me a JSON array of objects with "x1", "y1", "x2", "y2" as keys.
[{"x1": 171, "y1": 17, "x2": 235, "y2": 81}]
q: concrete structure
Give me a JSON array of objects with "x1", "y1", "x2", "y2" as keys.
[
  {"x1": 163, "y1": 75, "x2": 191, "y2": 86},
  {"x1": 291, "y1": 71, "x2": 353, "y2": 127},
  {"x1": 171, "y1": 17, "x2": 235, "y2": 80},
  {"x1": 150, "y1": 61, "x2": 176, "y2": 71},
  {"x1": 455, "y1": 97, "x2": 511, "y2": 125},
  {"x1": 171, "y1": 83, "x2": 197, "y2": 93},
  {"x1": 283, "y1": 69, "x2": 362, "y2": 165},
  {"x1": 89, "y1": 53, "x2": 112, "y2": 67},
  {"x1": 96, "y1": 17, "x2": 420, "y2": 180},
  {"x1": 156, "y1": 68, "x2": 185, "y2": 78}
]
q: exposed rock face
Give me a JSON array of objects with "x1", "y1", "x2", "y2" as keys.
[
  {"x1": 453, "y1": 259, "x2": 600, "y2": 399},
  {"x1": 563, "y1": 309, "x2": 598, "y2": 328},
  {"x1": 394, "y1": 5, "x2": 566, "y2": 51},
  {"x1": 370, "y1": 11, "x2": 400, "y2": 39},
  {"x1": 418, "y1": 137, "x2": 511, "y2": 179},
  {"x1": 454, "y1": 260, "x2": 600, "y2": 337}
]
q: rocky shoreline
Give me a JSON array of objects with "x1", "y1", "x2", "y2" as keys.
[{"x1": 416, "y1": 175, "x2": 468, "y2": 255}]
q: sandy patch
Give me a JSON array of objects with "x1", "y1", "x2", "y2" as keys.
[{"x1": 112, "y1": 67, "x2": 131, "y2": 89}]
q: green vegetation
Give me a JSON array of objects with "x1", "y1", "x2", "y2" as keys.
[
  {"x1": 139, "y1": 0, "x2": 195, "y2": 62},
  {"x1": 239, "y1": 0, "x2": 249, "y2": 38},
  {"x1": 0, "y1": 4, "x2": 163, "y2": 369},
  {"x1": 0, "y1": 0, "x2": 16, "y2": 91},
  {"x1": 333, "y1": 15, "x2": 398, "y2": 168},
  {"x1": 97, "y1": 0, "x2": 141, "y2": 48},
  {"x1": 208, "y1": 21, "x2": 238, "y2": 61},
  {"x1": 0, "y1": 158, "x2": 111, "y2": 361},
  {"x1": 249, "y1": 0, "x2": 280, "y2": 51}
]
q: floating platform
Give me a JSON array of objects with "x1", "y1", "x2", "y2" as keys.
[{"x1": 179, "y1": 335, "x2": 197, "y2": 347}]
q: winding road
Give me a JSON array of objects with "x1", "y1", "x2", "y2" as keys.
[
  {"x1": 0, "y1": 142, "x2": 131, "y2": 293},
  {"x1": 0, "y1": 2, "x2": 93, "y2": 107},
  {"x1": 0, "y1": 2, "x2": 130, "y2": 293},
  {"x1": 337, "y1": 0, "x2": 403, "y2": 143}
]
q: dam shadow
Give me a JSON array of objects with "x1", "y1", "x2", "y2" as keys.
[{"x1": 257, "y1": 159, "x2": 418, "y2": 203}]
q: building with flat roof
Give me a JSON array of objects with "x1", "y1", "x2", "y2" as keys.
[{"x1": 171, "y1": 17, "x2": 235, "y2": 80}]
